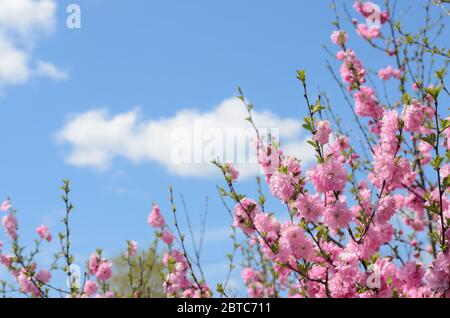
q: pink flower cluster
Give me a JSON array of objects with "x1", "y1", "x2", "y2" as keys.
[
  {"x1": 401, "y1": 99, "x2": 430, "y2": 133},
  {"x1": 370, "y1": 110, "x2": 415, "y2": 191},
  {"x1": 88, "y1": 253, "x2": 113, "y2": 282},
  {"x1": 353, "y1": 86, "x2": 383, "y2": 121},
  {"x1": 356, "y1": 24, "x2": 380, "y2": 40},
  {"x1": 353, "y1": 1, "x2": 389, "y2": 24},
  {"x1": 426, "y1": 252, "x2": 450, "y2": 293},
  {"x1": 35, "y1": 225, "x2": 52, "y2": 242},
  {"x1": 338, "y1": 49, "x2": 367, "y2": 90},
  {"x1": 307, "y1": 156, "x2": 347, "y2": 193},
  {"x1": 313, "y1": 120, "x2": 332, "y2": 145},
  {"x1": 378, "y1": 65, "x2": 402, "y2": 81},
  {"x1": 148, "y1": 205, "x2": 165, "y2": 228},
  {"x1": 233, "y1": 198, "x2": 261, "y2": 234},
  {"x1": 2, "y1": 213, "x2": 17, "y2": 239}
]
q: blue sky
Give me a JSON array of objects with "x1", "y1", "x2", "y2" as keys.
[{"x1": 0, "y1": 0, "x2": 447, "y2": 295}]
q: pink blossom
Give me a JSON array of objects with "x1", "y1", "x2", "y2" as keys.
[
  {"x1": 254, "y1": 213, "x2": 279, "y2": 238},
  {"x1": 425, "y1": 252, "x2": 450, "y2": 293},
  {"x1": 223, "y1": 163, "x2": 239, "y2": 181},
  {"x1": 95, "y1": 261, "x2": 112, "y2": 282},
  {"x1": 163, "y1": 272, "x2": 190, "y2": 295},
  {"x1": 353, "y1": 1, "x2": 377, "y2": 17},
  {"x1": 330, "y1": 30, "x2": 348, "y2": 45},
  {"x1": 258, "y1": 144, "x2": 281, "y2": 177},
  {"x1": 377, "y1": 65, "x2": 400, "y2": 81},
  {"x1": 353, "y1": 1, "x2": 389, "y2": 23},
  {"x1": 292, "y1": 194, "x2": 322, "y2": 222},
  {"x1": 125, "y1": 240, "x2": 138, "y2": 257},
  {"x1": 161, "y1": 230, "x2": 175, "y2": 245},
  {"x1": 446, "y1": 127, "x2": 450, "y2": 150},
  {"x1": 336, "y1": 50, "x2": 345, "y2": 60},
  {"x1": 233, "y1": 198, "x2": 260, "y2": 234},
  {"x1": 269, "y1": 171, "x2": 294, "y2": 202},
  {"x1": 83, "y1": 280, "x2": 98, "y2": 296},
  {"x1": 391, "y1": 68, "x2": 402, "y2": 79},
  {"x1": 163, "y1": 250, "x2": 189, "y2": 274},
  {"x1": 241, "y1": 268, "x2": 261, "y2": 285},
  {"x1": 418, "y1": 140, "x2": 432, "y2": 164},
  {"x1": 370, "y1": 110, "x2": 415, "y2": 191},
  {"x1": 35, "y1": 225, "x2": 52, "y2": 242},
  {"x1": 285, "y1": 156, "x2": 301, "y2": 176},
  {"x1": 17, "y1": 272, "x2": 40, "y2": 297},
  {"x1": 35, "y1": 269, "x2": 51, "y2": 284},
  {"x1": 88, "y1": 253, "x2": 101, "y2": 275},
  {"x1": 353, "y1": 86, "x2": 383, "y2": 119},
  {"x1": 0, "y1": 254, "x2": 13, "y2": 267},
  {"x1": 401, "y1": 99, "x2": 426, "y2": 133},
  {"x1": 329, "y1": 270, "x2": 357, "y2": 298},
  {"x1": 279, "y1": 222, "x2": 315, "y2": 261},
  {"x1": 374, "y1": 195, "x2": 396, "y2": 224},
  {"x1": 148, "y1": 205, "x2": 165, "y2": 228},
  {"x1": 378, "y1": 66, "x2": 392, "y2": 80},
  {"x1": 339, "y1": 49, "x2": 366, "y2": 89},
  {"x1": 313, "y1": 120, "x2": 332, "y2": 145},
  {"x1": 1, "y1": 200, "x2": 11, "y2": 212},
  {"x1": 307, "y1": 157, "x2": 348, "y2": 193},
  {"x1": 324, "y1": 199, "x2": 352, "y2": 231},
  {"x1": 2, "y1": 213, "x2": 17, "y2": 239},
  {"x1": 357, "y1": 24, "x2": 380, "y2": 40}
]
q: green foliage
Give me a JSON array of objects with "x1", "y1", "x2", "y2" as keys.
[{"x1": 110, "y1": 244, "x2": 165, "y2": 298}]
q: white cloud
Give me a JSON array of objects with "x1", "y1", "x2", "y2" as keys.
[
  {"x1": 0, "y1": 35, "x2": 30, "y2": 85},
  {"x1": 35, "y1": 60, "x2": 69, "y2": 81},
  {"x1": 56, "y1": 98, "x2": 315, "y2": 178},
  {"x1": 0, "y1": 0, "x2": 67, "y2": 89}
]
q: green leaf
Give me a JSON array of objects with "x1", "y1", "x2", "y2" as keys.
[
  {"x1": 443, "y1": 176, "x2": 450, "y2": 189},
  {"x1": 436, "y1": 67, "x2": 447, "y2": 81},
  {"x1": 312, "y1": 100, "x2": 325, "y2": 114},
  {"x1": 440, "y1": 119, "x2": 450, "y2": 131},
  {"x1": 405, "y1": 34, "x2": 414, "y2": 44},
  {"x1": 425, "y1": 85, "x2": 442, "y2": 101},
  {"x1": 401, "y1": 93, "x2": 412, "y2": 105},
  {"x1": 420, "y1": 133, "x2": 436, "y2": 147},
  {"x1": 431, "y1": 155, "x2": 444, "y2": 170},
  {"x1": 307, "y1": 139, "x2": 318, "y2": 149},
  {"x1": 296, "y1": 69, "x2": 306, "y2": 83},
  {"x1": 302, "y1": 117, "x2": 312, "y2": 131}
]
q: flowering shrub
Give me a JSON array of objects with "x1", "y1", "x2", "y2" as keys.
[{"x1": 2, "y1": 0, "x2": 450, "y2": 298}]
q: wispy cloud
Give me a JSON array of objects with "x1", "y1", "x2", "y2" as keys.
[
  {"x1": 56, "y1": 98, "x2": 314, "y2": 178},
  {"x1": 35, "y1": 60, "x2": 69, "y2": 81}
]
